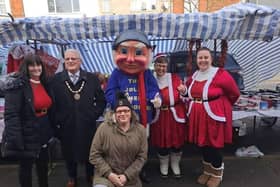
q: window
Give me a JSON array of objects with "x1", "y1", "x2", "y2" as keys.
[
  {"x1": 47, "y1": 0, "x2": 80, "y2": 13},
  {"x1": 131, "y1": 0, "x2": 140, "y2": 11},
  {"x1": 0, "y1": 0, "x2": 7, "y2": 14},
  {"x1": 131, "y1": 0, "x2": 156, "y2": 11},
  {"x1": 102, "y1": 0, "x2": 111, "y2": 13}
]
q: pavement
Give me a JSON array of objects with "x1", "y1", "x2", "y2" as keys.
[{"x1": 1, "y1": 118, "x2": 280, "y2": 187}]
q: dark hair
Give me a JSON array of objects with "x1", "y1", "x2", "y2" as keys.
[
  {"x1": 196, "y1": 47, "x2": 212, "y2": 56},
  {"x1": 18, "y1": 54, "x2": 47, "y2": 85}
]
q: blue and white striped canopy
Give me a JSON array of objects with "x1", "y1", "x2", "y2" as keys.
[
  {"x1": 38, "y1": 37, "x2": 188, "y2": 73},
  {"x1": 0, "y1": 3, "x2": 280, "y2": 46},
  {"x1": 205, "y1": 38, "x2": 280, "y2": 90},
  {"x1": 1, "y1": 2, "x2": 280, "y2": 90}
]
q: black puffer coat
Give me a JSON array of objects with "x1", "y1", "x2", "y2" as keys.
[{"x1": 1, "y1": 76, "x2": 53, "y2": 159}]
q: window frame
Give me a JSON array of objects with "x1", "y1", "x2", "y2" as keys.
[
  {"x1": 0, "y1": 0, "x2": 7, "y2": 14},
  {"x1": 101, "y1": 0, "x2": 111, "y2": 13},
  {"x1": 47, "y1": 0, "x2": 80, "y2": 14}
]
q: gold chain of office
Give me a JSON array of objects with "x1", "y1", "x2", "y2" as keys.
[{"x1": 65, "y1": 80, "x2": 85, "y2": 100}]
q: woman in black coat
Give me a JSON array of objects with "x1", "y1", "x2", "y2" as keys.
[{"x1": 1, "y1": 54, "x2": 53, "y2": 187}]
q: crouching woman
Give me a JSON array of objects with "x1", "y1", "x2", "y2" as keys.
[{"x1": 89, "y1": 92, "x2": 148, "y2": 187}]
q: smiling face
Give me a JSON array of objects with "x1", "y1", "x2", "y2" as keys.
[
  {"x1": 196, "y1": 49, "x2": 213, "y2": 72},
  {"x1": 28, "y1": 63, "x2": 42, "y2": 80},
  {"x1": 114, "y1": 41, "x2": 151, "y2": 75},
  {"x1": 64, "y1": 50, "x2": 82, "y2": 74},
  {"x1": 154, "y1": 56, "x2": 168, "y2": 77},
  {"x1": 115, "y1": 106, "x2": 131, "y2": 125}
]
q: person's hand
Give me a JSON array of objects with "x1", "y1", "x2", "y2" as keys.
[
  {"x1": 108, "y1": 173, "x2": 124, "y2": 187},
  {"x1": 118, "y1": 174, "x2": 127, "y2": 185},
  {"x1": 177, "y1": 83, "x2": 187, "y2": 95},
  {"x1": 151, "y1": 94, "x2": 162, "y2": 109}
]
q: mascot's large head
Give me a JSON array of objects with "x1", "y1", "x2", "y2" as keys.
[{"x1": 112, "y1": 30, "x2": 153, "y2": 75}]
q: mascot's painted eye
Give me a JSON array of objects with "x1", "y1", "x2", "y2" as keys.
[
  {"x1": 120, "y1": 47, "x2": 128, "y2": 55},
  {"x1": 135, "y1": 48, "x2": 143, "y2": 56}
]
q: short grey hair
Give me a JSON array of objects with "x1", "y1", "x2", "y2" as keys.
[{"x1": 64, "y1": 48, "x2": 81, "y2": 59}]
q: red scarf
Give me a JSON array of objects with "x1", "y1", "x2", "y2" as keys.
[{"x1": 138, "y1": 72, "x2": 147, "y2": 128}]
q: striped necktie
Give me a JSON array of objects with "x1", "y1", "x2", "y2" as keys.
[{"x1": 71, "y1": 74, "x2": 78, "y2": 85}]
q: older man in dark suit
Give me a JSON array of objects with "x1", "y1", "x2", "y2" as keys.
[{"x1": 51, "y1": 49, "x2": 106, "y2": 187}]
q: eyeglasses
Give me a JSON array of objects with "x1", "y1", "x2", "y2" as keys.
[
  {"x1": 155, "y1": 64, "x2": 168, "y2": 68},
  {"x1": 115, "y1": 109, "x2": 131, "y2": 114},
  {"x1": 65, "y1": 57, "x2": 79, "y2": 61}
]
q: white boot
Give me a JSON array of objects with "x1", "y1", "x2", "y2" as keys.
[
  {"x1": 158, "y1": 154, "x2": 169, "y2": 178},
  {"x1": 170, "y1": 152, "x2": 182, "y2": 178}
]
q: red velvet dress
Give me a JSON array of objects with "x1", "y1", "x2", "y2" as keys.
[
  {"x1": 186, "y1": 68, "x2": 240, "y2": 148},
  {"x1": 151, "y1": 74, "x2": 186, "y2": 148}
]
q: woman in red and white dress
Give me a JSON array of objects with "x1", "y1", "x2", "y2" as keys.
[
  {"x1": 151, "y1": 54, "x2": 187, "y2": 178},
  {"x1": 180, "y1": 47, "x2": 240, "y2": 187}
]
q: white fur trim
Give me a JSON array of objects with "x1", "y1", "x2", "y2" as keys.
[
  {"x1": 195, "y1": 66, "x2": 216, "y2": 81},
  {"x1": 204, "y1": 103, "x2": 226, "y2": 122},
  {"x1": 202, "y1": 67, "x2": 218, "y2": 100},
  {"x1": 209, "y1": 163, "x2": 224, "y2": 180},
  {"x1": 210, "y1": 162, "x2": 224, "y2": 170},
  {"x1": 170, "y1": 107, "x2": 186, "y2": 123},
  {"x1": 186, "y1": 72, "x2": 196, "y2": 116},
  {"x1": 202, "y1": 160, "x2": 211, "y2": 165},
  {"x1": 187, "y1": 101, "x2": 193, "y2": 116},
  {"x1": 202, "y1": 68, "x2": 226, "y2": 122},
  {"x1": 168, "y1": 74, "x2": 185, "y2": 123},
  {"x1": 156, "y1": 73, "x2": 169, "y2": 89},
  {"x1": 187, "y1": 68, "x2": 226, "y2": 122},
  {"x1": 153, "y1": 53, "x2": 167, "y2": 62},
  {"x1": 167, "y1": 73, "x2": 174, "y2": 105}
]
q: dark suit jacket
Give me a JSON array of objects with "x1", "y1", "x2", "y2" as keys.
[{"x1": 51, "y1": 69, "x2": 106, "y2": 161}]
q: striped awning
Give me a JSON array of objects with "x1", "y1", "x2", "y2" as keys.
[
  {"x1": 205, "y1": 38, "x2": 280, "y2": 90},
  {"x1": 1, "y1": 3, "x2": 280, "y2": 90},
  {"x1": 39, "y1": 37, "x2": 188, "y2": 73},
  {"x1": 0, "y1": 3, "x2": 280, "y2": 46}
]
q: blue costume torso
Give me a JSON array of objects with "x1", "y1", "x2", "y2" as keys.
[{"x1": 105, "y1": 69, "x2": 160, "y2": 124}]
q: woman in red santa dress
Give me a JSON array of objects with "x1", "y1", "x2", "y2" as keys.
[
  {"x1": 179, "y1": 47, "x2": 240, "y2": 187},
  {"x1": 151, "y1": 54, "x2": 187, "y2": 179}
]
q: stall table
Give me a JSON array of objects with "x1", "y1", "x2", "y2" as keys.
[{"x1": 233, "y1": 109, "x2": 280, "y2": 135}]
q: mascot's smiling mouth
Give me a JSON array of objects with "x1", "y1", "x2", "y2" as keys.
[
  {"x1": 117, "y1": 60, "x2": 146, "y2": 75},
  {"x1": 124, "y1": 64, "x2": 142, "y2": 69}
]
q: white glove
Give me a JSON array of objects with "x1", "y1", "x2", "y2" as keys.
[{"x1": 150, "y1": 94, "x2": 162, "y2": 109}]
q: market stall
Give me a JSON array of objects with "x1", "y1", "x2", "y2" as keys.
[
  {"x1": 0, "y1": 2, "x2": 280, "y2": 89},
  {"x1": 1, "y1": 2, "x2": 280, "y2": 145}
]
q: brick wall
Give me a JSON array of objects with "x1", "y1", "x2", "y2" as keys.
[
  {"x1": 9, "y1": 0, "x2": 25, "y2": 17},
  {"x1": 199, "y1": 0, "x2": 240, "y2": 12},
  {"x1": 173, "y1": 0, "x2": 184, "y2": 13}
]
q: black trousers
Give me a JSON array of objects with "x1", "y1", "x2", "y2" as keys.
[
  {"x1": 158, "y1": 147, "x2": 182, "y2": 156},
  {"x1": 201, "y1": 146, "x2": 223, "y2": 168},
  {"x1": 65, "y1": 160, "x2": 94, "y2": 181},
  {"x1": 18, "y1": 147, "x2": 49, "y2": 187}
]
